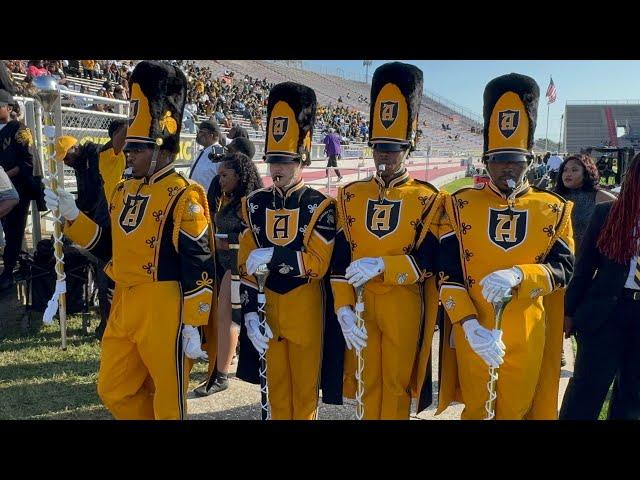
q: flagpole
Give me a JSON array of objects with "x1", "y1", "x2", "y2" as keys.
[{"x1": 545, "y1": 101, "x2": 550, "y2": 152}]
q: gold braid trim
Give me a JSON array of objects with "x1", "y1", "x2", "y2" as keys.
[{"x1": 540, "y1": 200, "x2": 574, "y2": 261}]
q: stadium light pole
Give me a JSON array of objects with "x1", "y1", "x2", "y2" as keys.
[
  {"x1": 363, "y1": 60, "x2": 373, "y2": 84},
  {"x1": 559, "y1": 113, "x2": 564, "y2": 153}
]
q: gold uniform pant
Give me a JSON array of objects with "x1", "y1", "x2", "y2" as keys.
[
  {"x1": 452, "y1": 301, "x2": 546, "y2": 420},
  {"x1": 348, "y1": 284, "x2": 423, "y2": 420},
  {"x1": 97, "y1": 281, "x2": 186, "y2": 420},
  {"x1": 264, "y1": 282, "x2": 324, "y2": 420}
]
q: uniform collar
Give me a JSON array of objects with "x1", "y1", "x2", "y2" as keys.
[
  {"x1": 148, "y1": 162, "x2": 175, "y2": 185},
  {"x1": 373, "y1": 168, "x2": 410, "y2": 189},
  {"x1": 487, "y1": 179, "x2": 530, "y2": 200},
  {"x1": 273, "y1": 179, "x2": 305, "y2": 199}
]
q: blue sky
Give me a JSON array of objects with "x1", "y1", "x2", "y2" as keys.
[{"x1": 302, "y1": 60, "x2": 640, "y2": 141}]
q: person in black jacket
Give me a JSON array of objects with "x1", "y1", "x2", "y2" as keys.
[
  {"x1": 560, "y1": 153, "x2": 640, "y2": 420},
  {"x1": 0, "y1": 88, "x2": 39, "y2": 291}
]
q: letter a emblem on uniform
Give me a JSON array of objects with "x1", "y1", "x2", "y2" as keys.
[
  {"x1": 119, "y1": 193, "x2": 150, "y2": 234},
  {"x1": 498, "y1": 110, "x2": 520, "y2": 138},
  {"x1": 266, "y1": 208, "x2": 299, "y2": 246},
  {"x1": 366, "y1": 198, "x2": 401, "y2": 239},
  {"x1": 380, "y1": 101, "x2": 399, "y2": 129},
  {"x1": 272, "y1": 117, "x2": 288, "y2": 142},
  {"x1": 488, "y1": 207, "x2": 528, "y2": 251}
]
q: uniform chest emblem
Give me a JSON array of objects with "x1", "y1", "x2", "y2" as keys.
[
  {"x1": 265, "y1": 208, "x2": 299, "y2": 246},
  {"x1": 119, "y1": 193, "x2": 150, "y2": 234},
  {"x1": 488, "y1": 207, "x2": 528, "y2": 251},
  {"x1": 366, "y1": 198, "x2": 402, "y2": 239}
]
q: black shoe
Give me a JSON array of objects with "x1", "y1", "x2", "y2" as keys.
[{"x1": 193, "y1": 374, "x2": 229, "y2": 397}]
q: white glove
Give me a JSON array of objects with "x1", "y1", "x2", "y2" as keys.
[
  {"x1": 345, "y1": 257, "x2": 385, "y2": 288},
  {"x1": 336, "y1": 306, "x2": 367, "y2": 351},
  {"x1": 245, "y1": 312, "x2": 273, "y2": 354},
  {"x1": 182, "y1": 325, "x2": 209, "y2": 361},
  {"x1": 246, "y1": 247, "x2": 274, "y2": 276},
  {"x1": 479, "y1": 267, "x2": 523, "y2": 304},
  {"x1": 44, "y1": 185, "x2": 79, "y2": 221},
  {"x1": 462, "y1": 318, "x2": 505, "y2": 368}
]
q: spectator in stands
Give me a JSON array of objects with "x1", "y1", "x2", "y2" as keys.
[
  {"x1": 189, "y1": 119, "x2": 224, "y2": 192},
  {"x1": 16, "y1": 74, "x2": 37, "y2": 98},
  {"x1": 197, "y1": 151, "x2": 263, "y2": 396},
  {"x1": 213, "y1": 108, "x2": 226, "y2": 124},
  {"x1": 46, "y1": 61, "x2": 66, "y2": 82},
  {"x1": 81, "y1": 60, "x2": 95, "y2": 80},
  {"x1": 555, "y1": 154, "x2": 616, "y2": 253},
  {"x1": 102, "y1": 82, "x2": 115, "y2": 99},
  {"x1": 228, "y1": 125, "x2": 249, "y2": 140},
  {"x1": 223, "y1": 113, "x2": 233, "y2": 129},
  {"x1": 113, "y1": 84, "x2": 127, "y2": 100},
  {"x1": 93, "y1": 62, "x2": 103, "y2": 79},
  {"x1": 560, "y1": 153, "x2": 640, "y2": 420},
  {"x1": 0, "y1": 165, "x2": 19, "y2": 249},
  {"x1": 323, "y1": 127, "x2": 343, "y2": 182},
  {"x1": 26, "y1": 60, "x2": 48, "y2": 78},
  {"x1": 65, "y1": 60, "x2": 81, "y2": 77}
]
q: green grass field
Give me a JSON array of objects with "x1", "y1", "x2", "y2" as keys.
[
  {"x1": 0, "y1": 313, "x2": 208, "y2": 420},
  {"x1": 441, "y1": 177, "x2": 473, "y2": 193}
]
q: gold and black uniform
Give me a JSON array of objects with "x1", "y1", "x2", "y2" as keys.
[
  {"x1": 65, "y1": 61, "x2": 216, "y2": 420},
  {"x1": 330, "y1": 62, "x2": 444, "y2": 419},
  {"x1": 331, "y1": 171, "x2": 443, "y2": 419},
  {"x1": 436, "y1": 73, "x2": 575, "y2": 420},
  {"x1": 238, "y1": 181, "x2": 336, "y2": 419}
]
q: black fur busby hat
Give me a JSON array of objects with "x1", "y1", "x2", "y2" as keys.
[
  {"x1": 264, "y1": 82, "x2": 316, "y2": 166},
  {"x1": 369, "y1": 62, "x2": 423, "y2": 152},
  {"x1": 483, "y1": 73, "x2": 539, "y2": 162},
  {"x1": 125, "y1": 61, "x2": 187, "y2": 154}
]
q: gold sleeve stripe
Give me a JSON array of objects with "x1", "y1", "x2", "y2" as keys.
[
  {"x1": 408, "y1": 255, "x2": 421, "y2": 280},
  {"x1": 331, "y1": 276, "x2": 348, "y2": 283},
  {"x1": 183, "y1": 286, "x2": 214, "y2": 298},
  {"x1": 439, "y1": 231, "x2": 456, "y2": 241},
  {"x1": 557, "y1": 237, "x2": 572, "y2": 254},
  {"x1": 441, "y1": 283, "x2": 468, "y2": 292},
  {"x1": 85, "y1": 226, "x2": 102, "y2": 250},
  {"x1": 541, "y1": 263, "x2": 555, "y2": 291}
]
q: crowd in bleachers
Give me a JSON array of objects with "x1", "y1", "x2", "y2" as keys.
[
  {"x1": 174, "y1": 60, "x2": 273, "y2": 135},
  {"x1": 3, "y1": 59, "x2": 486, "y2": 153}
]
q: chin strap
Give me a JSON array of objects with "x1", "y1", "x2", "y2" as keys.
[{"x1": 146, "y1": 146, "x2": 160, "y2": 178}]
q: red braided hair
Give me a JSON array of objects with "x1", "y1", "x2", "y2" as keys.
[{"x1": 597, "y1": 153, "x2": 640, "y2": 264}]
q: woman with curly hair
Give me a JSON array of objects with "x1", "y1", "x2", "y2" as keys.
[
  {"x1": 555, "y1": 154, "x2": 616, "y2": 253},
  {"x1": 560, "y1": 153, "x2": 640, "y2": 419},
  {"x1": 194, "y1": 151, "x2": 263, "y2": 396}
]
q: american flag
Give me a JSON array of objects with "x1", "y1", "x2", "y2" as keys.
[{"x1": 546, "y1": 77, "x2": 557, "y2": 104}]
